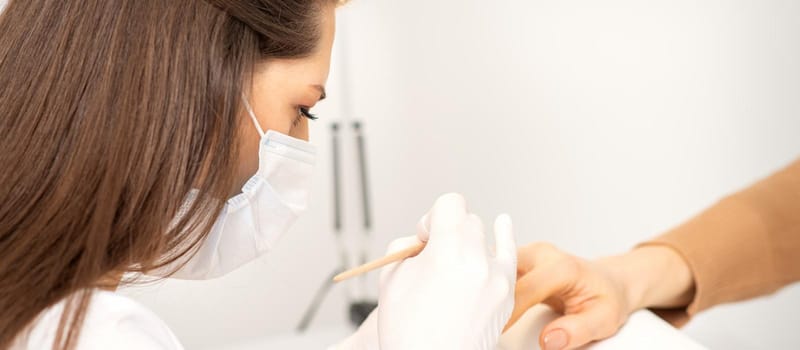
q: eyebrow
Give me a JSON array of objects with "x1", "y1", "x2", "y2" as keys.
[{"x1": 312, "y1": 84, "x2": 327, "y2": 101}]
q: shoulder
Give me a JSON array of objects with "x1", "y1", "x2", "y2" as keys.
[{"x1": 26, "y1": 290, "x2": 184, "y2": 350}]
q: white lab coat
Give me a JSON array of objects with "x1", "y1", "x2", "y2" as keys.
[
  {"x1": 24, "y1": 290, "x2": 366, "y2": 350},
  {"x1": 19, "y1": 206, "x2": 271, "y2": 348},
  {"x1": 24, "y1": 290, "x2": 184, "y2": 350}
]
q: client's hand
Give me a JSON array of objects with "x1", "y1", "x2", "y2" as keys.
[{"x1": 508, "y1": 243, "x2": 694, "y2": 350}]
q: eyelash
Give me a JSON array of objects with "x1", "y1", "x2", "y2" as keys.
[
  {"x1": 299, "y1": 107, "x2": 318, "y2": 120},
  {"x1": 293, "y1": 106, "x2": 318, "y2": 127}
]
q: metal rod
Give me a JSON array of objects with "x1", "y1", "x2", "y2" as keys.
[
  {"x1": 353, "y1": 121, "x2": 372, "y2": 232},
  {"x1": 296, "y1": 268, "x2": 342, "y2": 332},
  {"x1": 331, "y1": 122, "x2": 342, "y2": 232}
]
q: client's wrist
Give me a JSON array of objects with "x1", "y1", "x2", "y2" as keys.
[{"x1": 597, "y1": 245, "x2": 695, "y2": 315}]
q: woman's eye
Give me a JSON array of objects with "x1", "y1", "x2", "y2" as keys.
[
  {"x1": 299, "y1": 107, "x2": 318, "y2": 121},
  {"x1": 292, "y1": 107, "x2": 318, "y2": 127}
]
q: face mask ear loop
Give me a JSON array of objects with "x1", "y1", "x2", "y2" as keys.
[{"x1": 242, "y1": 94, "x2": 266, "y2": 137}]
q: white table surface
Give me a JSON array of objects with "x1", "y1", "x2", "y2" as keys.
[{"x1": 223, "y1": 306, "x2": 706, "y2": 350}]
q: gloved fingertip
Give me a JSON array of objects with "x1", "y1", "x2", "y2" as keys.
[
  {"x1": 494, "y1": 213, "x2": 512, "y2": 231},
  {"x1": 429, "y1": 192, "x2": 467, "y2": 226},
  {"x1": 434, "y1": 192, "x2": 467, "y2": 209},
  {"x1": 493, "y1": 213, "x2": 516, "y2": 265},
  {"x1": 416, "y1": 213, "x2": 430, "y2": 242}
]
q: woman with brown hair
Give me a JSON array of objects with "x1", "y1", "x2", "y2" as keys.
[{"x1": 0, "y1": 1, "x2": 519, "y2": 349}]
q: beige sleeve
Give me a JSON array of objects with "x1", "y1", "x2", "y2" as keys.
[{"x1": 639, "y1": 158, "x2": 800, "y2": 327}]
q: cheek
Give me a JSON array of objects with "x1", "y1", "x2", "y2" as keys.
[
  {"x1": 257, "y1": 109, "x2": 294, "y2": 136},
  {"x1": 250, "y1": 87, "x2": 296, "y2": 136},
  {"x1": 289, "y1": 116, "x2": 310, "y2": 141}
]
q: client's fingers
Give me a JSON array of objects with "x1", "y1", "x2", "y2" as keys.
[
  {"x1": 539, "y1": 304, "x2": 622, "y2": 350},
  {"x1": 504, "y1": 264, "x2": 572, "y2": 331},
  {"x1": 516, "y1": 242, "x2": 564, "y2": 277}
]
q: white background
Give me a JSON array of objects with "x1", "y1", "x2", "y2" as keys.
[{"x1": 4, "y1": 0, "x2": 800, "y2": 348}]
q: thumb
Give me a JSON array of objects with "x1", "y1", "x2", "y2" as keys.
[
  {"x1": 384, "y1": 235, "x2": 424, "y2": 256},
  {"x1": 378, "y1": 235, "x2": 422, "y2": 287},
  {"x1": 539, "y1": 306, "x2": 620, "y2": 350}
]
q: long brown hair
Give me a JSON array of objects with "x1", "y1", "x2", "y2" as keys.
[{"x1": 0, "y1": 0, "x2": 332, "y2": 348}]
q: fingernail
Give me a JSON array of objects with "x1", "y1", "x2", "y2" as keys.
[{"x1": 543, "y1": 329, "x2": 569, "y2": 350}]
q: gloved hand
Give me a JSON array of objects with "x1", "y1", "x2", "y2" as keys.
[
  {"x1": 328, "y1": 308, "x2": 378, "y2": 350},
  {"x1": 328, "y1": 209, "x2": 433, "y2": 350},
  {"x1": 377, "y1": 193, "x2": 517, "y2": 350}
]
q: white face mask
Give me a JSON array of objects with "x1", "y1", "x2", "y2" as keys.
[
  {"x1": 166, "y1": 96, "x2": 317, "y2": 280},
  {"x1": 225, "y1": 96, "x2": 317, "y2": 241}
]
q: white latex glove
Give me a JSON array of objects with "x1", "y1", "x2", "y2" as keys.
[
  {"x1": 329, "y1": 211, "x2": 431, "y2": 350},
  {"x1": 329, "y1": 211, "x2": 432, "y2": 350},
  {"x1": 377, "y1": 193, "x2": 517, "y2": 350},
  {"x1": 328, "y1": 309, "x2": 379, "y2": 350}
]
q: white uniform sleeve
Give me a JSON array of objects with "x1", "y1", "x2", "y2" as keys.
[{"x1": 85, "y1": 306, "x2": 184, "y2": 350}]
